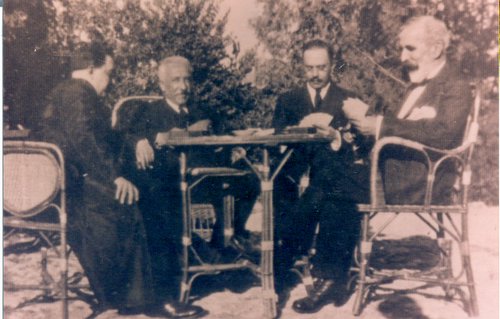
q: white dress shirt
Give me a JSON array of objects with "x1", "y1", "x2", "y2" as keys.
[
  {"x1": 165, "y1": 98, "x2": 189, "y2": 114},
  {"x1": 307, "y1": 82, "x2": 330, "y2": 108},
  {"x1": 375, "y1": 61, "x2": 446, "y2": 139}
]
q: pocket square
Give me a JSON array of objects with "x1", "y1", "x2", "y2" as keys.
[{"x1": 406, "y1": 106, "x2": 437, "y2": 121}]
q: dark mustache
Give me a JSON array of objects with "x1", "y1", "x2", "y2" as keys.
[{"x1": 402, "y1": 63, "x2": 418, "y2": 72}]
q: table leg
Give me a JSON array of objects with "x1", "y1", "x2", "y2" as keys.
[
  {"x1": 260, "y1": 148, "x2": 278, "y2": 318},
  {"x1": 179, "y1": 151, "x2": 192, "y2": 303}
]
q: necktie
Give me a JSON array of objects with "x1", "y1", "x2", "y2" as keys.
[
  {"x1": 314, "y1": 88, "x2": 322, "y2": 109},
  {"x1": 179, "y1": 107, "x2": 189, "y2": 129}
]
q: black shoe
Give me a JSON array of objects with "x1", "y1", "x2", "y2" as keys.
[
  {"x1": 291, "y1": 278, "x2": 336, "y2": 314},
  {"x1": 145, "y1": 301, "x2": 208, "y2": 319}
]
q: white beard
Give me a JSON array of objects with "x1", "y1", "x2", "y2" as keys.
[{"x1": 408, "y1": 67, "x2": 428, "y2": 84}]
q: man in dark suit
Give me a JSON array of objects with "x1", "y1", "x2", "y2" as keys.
[
  {"x1": 345, "y1": 15, "x2": 472, "y2": 205},
  {"x1": 272, "y1": 39, "x2": 371, "y2": 314},
  {"x1": 38, "y1": 43, "x2": 202, "y2": 318},
  {"x1": 117, "y1": 56, "x2": 212, "y2": 318},
  {"x1": 121, "y1": 56, "x2": 259, "y2": 308}
]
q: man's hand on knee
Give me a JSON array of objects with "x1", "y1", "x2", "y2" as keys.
[
  {"x1": 114, "y1": 177, "x2": 140, "y2": 205},
  {"x1": 135, "y1": 138, "x2": 154, "y2": 170}
]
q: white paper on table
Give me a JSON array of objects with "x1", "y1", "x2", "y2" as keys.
[
  {"x1": 252, "y1": 128, "x2": 275, "y2": 136},
  {"x1": 299, "y1": 112, "x2": 334, "y2": 128}
]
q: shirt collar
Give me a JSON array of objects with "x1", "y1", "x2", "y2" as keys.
[
  {"x1": 306, "y1": 82, "x2": 330, "y2": 103},
  {"x1": 425, "y1": 60, "x2": 446, "y2": 81},
  {"x1": 165, "y1": 98, "x2": 188, "y2": 114}
]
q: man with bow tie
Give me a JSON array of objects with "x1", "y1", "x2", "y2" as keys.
[
  {"x1": 272, "y1": 39, "x2": 371, "y2": 314},
  {"x1": 344, "y1": 15, "x2": 472, "y2": 205}
]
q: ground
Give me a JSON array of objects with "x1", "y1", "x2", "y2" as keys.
[{"x1": 4, "y1": 202, "x2": 498, "y2": 319}]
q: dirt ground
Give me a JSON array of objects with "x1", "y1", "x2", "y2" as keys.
[{"x1": 4, "y1": 202, "x2": 498, "y2": 319}]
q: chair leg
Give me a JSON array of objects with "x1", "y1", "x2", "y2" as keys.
[
  {"x1": 61, "y1": 237, "x2": 69, "y2": 319},
  {"x1": 462, "y1": 249, "x2": 479, "y2": 316},
  {"x1": 223, "y1": 194, "x2": 235, "y2": 247},
  {"x1": 179, "y1": 232, "x2": 192, "y2": 304},
  {"x1": 461, "y1": 213, "x2": 479, "y2": 317},
  {"x1": 352, "y1": 213, "x2": 371, "y2": 316}
]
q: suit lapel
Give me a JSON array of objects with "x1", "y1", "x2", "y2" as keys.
[
  {"x1": 300, "y1": 86, "x2": 315, "y2": 115},
  {"x1": 319, "y1": 84, "x2": 338, "y2": 114},
  {"x1": 395, "y1": 63, "x2": 451, "y2": 116}
]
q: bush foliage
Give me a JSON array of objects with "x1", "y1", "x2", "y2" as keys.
[
  {"x1": 4, "y1": 0, "x2": 498, "y2": 204},
  {"x1": 250, "y1": 0, "x2": 498, "y2": 204}
]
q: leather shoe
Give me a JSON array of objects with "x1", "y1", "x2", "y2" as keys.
[
  {"x1": 292, "y1": 278, "x2": 336, "y2": 314},
  {"x1": 145, "y1": 301, "x2": 208, "y2": 318}
]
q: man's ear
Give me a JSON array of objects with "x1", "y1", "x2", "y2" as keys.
[{"x1": 431, "y1": 41, "x2": 445, "y2": 60}]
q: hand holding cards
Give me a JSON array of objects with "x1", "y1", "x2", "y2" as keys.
[
  {"x1": 342, "y1": 98, "x2": 369, "y2": 121},
  {"x1": 299, "y1": 112, "x2": 334, "y2": 128}
]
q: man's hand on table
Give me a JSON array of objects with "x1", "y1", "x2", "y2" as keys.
[
  {"x1": 114, "y1": 177, "x2": 140, "y2": 205},
  {"x1": 136, "y1": 138, "x2": 155, "y2": 170}
]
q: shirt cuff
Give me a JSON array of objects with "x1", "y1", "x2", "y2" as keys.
[{"x1": 375, "y1": 115, "x2": 383, "y2": 140}]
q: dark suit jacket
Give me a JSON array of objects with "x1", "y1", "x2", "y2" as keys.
[
  {"x1": 118, "y1": 98, "x2": 213, "y2": 190},
  {"x1": 38, "y1": 79, "x2": 124, "y2": 189},
  {"x1": 379, "y1": 63, "x2": 472, "y2": 204},
  {"x1": 273, "y1": 83, "x2": 370, "y2": 203}
]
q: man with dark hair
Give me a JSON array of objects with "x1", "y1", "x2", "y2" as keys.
[
  {"x1": 38, "y1": 43, "x2": 206, "y2": 318},
  {"x1": 273, "y1": 39, "x2": 370, "y2": 314},
  {"x1": 344, "y1": 15, "x2": 472, "y2": 205}
]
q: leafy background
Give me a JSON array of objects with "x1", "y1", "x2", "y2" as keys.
[{"x1": 3, "y1": 0, "x2": 498, "y2": 204}]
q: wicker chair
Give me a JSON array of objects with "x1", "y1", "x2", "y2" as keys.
[
  {"x1": 351, "y1": 87, "x2": 481, "y2": 316},
  {"x1": 4, "y1": 141, "x2": 70, "y2": 319}
]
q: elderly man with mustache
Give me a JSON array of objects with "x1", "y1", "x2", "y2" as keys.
[{"x1": 343, "y1": 15, "x2": 472, "y2": 205}]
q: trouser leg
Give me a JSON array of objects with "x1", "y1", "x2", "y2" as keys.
[
  {"x1": 139, "y1": 183, "x2": 184, "y2": 302},
  {"x1": 274, "y1": 185, "x2": 324, "y2": 289},
  {"x1": 311, "y1": 200, "x2": 361, "y2": 281},
  {"x1": 74, "y1": 179, "x2": 155, "y2": 310}
]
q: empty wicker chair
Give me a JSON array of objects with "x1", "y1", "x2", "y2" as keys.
[{"x1": 4, "y1": 140, "x2": 70, "y2": 319}]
